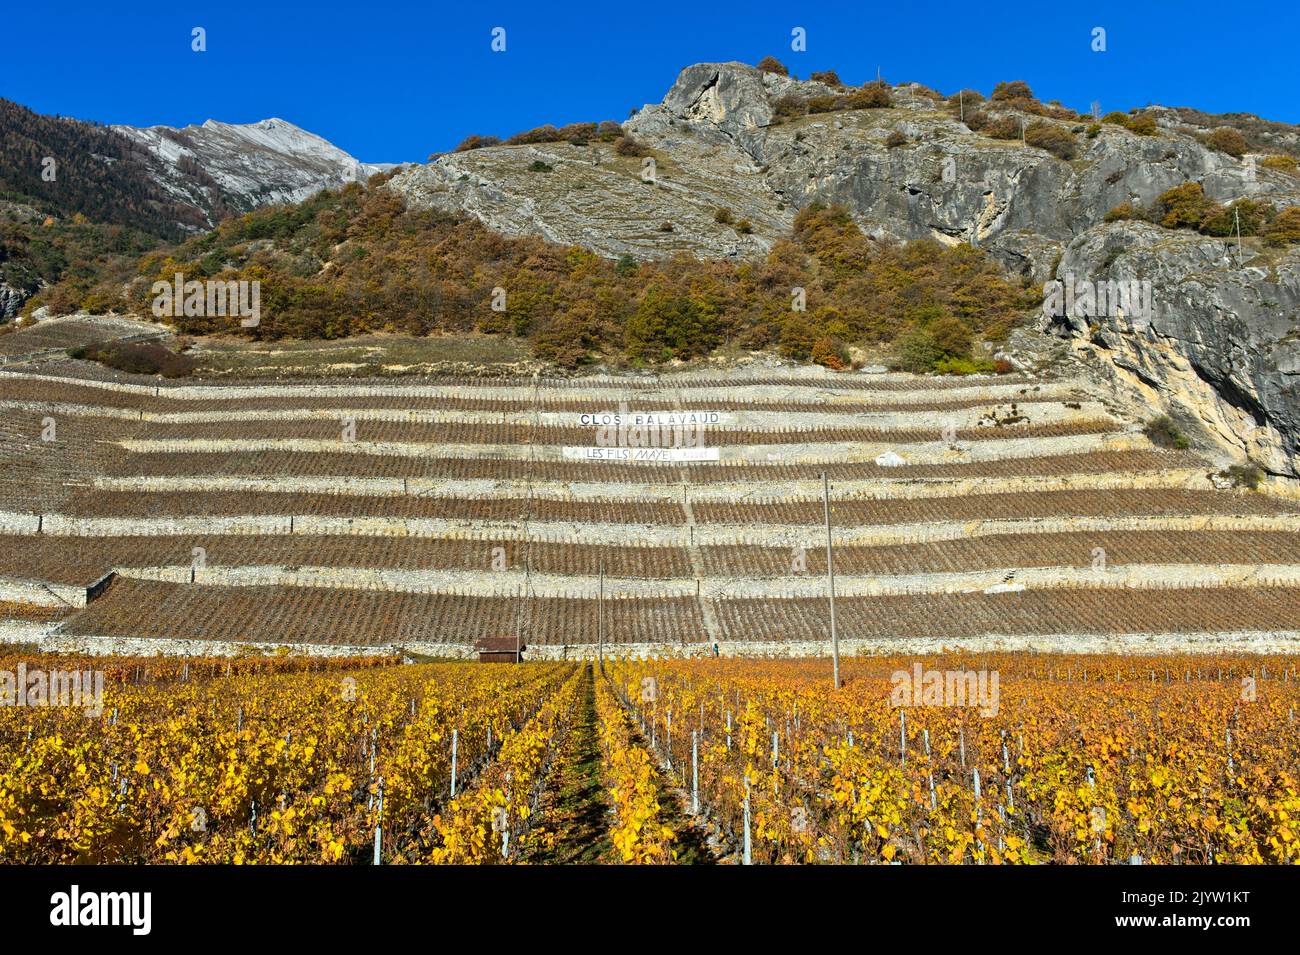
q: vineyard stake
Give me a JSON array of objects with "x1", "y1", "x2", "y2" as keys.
[
  {"x1": 742, "y1": 776, "x2": 752, "y2": 865},
  {"x1": 692, "y1": 730, "x2": 699, "y2": 814},
  {"x1": 923, "y1": 729, "x2": 936, "y2": 810},
  {"x1": 373, "y1": 776, "x2": 384, "y2": 865},
  {"x1": 821, "y1": 471, "x2": 841, "y2": 689},
  {"x1": 451, "y1": 728, "x2": 459, "y2": 797},
  {"x1": 502, "y1": 772, "x2": 512, "y2": 859}
]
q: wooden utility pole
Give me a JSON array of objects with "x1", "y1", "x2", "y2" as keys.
[
  {"x1": 1234, "y1": 207, "x2": 1243, "y2": 266},
  {"x1": 514, "y1": 582, "x2": 522, "y2": 664},
  {"x1": 821, "y1": 471, "x2": 841, "y2": 688}
]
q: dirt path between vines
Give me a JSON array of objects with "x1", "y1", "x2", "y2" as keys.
[
  {"x1": 524, "y1": 664, "x2": 716, "y2": 864},
  {"x1": 523, "y1": 664, "x2": 615, "y2": 864}
]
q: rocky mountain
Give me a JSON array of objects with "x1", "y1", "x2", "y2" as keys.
[
  {"x1": 387, "y1": 61, "x2": 1300, "y2": 477},
  {"x1": 112, "y1": 117, "x2": 394, "y2": 228}
]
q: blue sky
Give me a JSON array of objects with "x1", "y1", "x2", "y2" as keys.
[{"x1": 4, "y1": 1, "x2": 1297, "y2": 164}]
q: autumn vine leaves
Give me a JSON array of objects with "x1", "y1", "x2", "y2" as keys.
[{"x1": 4, "y1": 653, "x2": 1296, "y2": 864}]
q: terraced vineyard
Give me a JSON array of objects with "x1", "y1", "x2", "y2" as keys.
[{"x1": 1, "y1": 362, "x2": 1299, "y2": 656}]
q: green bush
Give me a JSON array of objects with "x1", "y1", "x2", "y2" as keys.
[
  {"x1": 1206, "y1": 127, "x2": 1248, "y2": 157},
  {"x1": 1219, "y1": 464, "x2": 1264, "y2": 490},
  {"x1": 928, "y1": 314, "x2": 973, "y2": 357},
  {"x1": 454, "y1": 134, "x2": 501, "y2": 152},
  {"x1": 1104, "y1": 202, "x2": 1143, "y2": 222},
  {"x1": 778, "y1": 316, "x2": 816, "y2": 360},
  {"x1": 615, "y1": 135, "x2": 650, "y2": 157},
  {"x1": 624, "y1": 285, "x2": 721, "y2": 362},
  {"x1": 773, "y1": 94, "x2": 807, "y2": 119},
  {"x1": 893, "y1": 327, "x2": 942, "y2": 373},
  {"x1": 934, "y1": 355, "x2": 995, "y2": 375},
  {"x1": 1198, "y1": 199, "x2": 1274, "y2": 237},
  {"x1": 1261, "y1": 154, "x2": 1299, "y2": 175},
  {"x1": 1153, "y1": 182, "x2": 1212, "y2": 229},
  {"x1": 1024, "y1": 122, "x2": 1077, "y2": 160},
  {"x1": 811, "y1": 335, "x2": 850, "y2": 370},
  {"x1": 844, "y1": 81, "x2": 892, "y2": 109},
  {"x1": 991, "y1": 80, "x2": 1034, "y2": 103},
  {"x1": 713, "y1": 207, "x2": 734, "y2": 225},
  {"x1": 527, "y1": 160, "x2": 553, "y2": 173},
  {"x1": 1265, "y1": 207, "x2": 1300, "y2": 245},
  {"x1": 984, "y1": 116, "x2": 1021, "y2": 140},
  {"x1": 68, "y1": 340, "x2": 195, "y2": 378},
  {"x1": 1144, "y1": 415, "x2": 1189, "y2": 449},
  {"x1": 1125, "y1": 113, "x2": 1157, "y2": 136},
  {"x1": 505, "y1": 124, "x2": 561, "y2": 146},
  {"x1": 947, "y1": 89, "x2": 985, "y2": 111}
]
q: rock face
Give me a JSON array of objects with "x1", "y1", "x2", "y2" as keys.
[
  {"x1": 388, "y1": 60, "x2": 1300, "y2": 476},
  {"x1": 113, "y1": 118, "x2": 395, "y2": 229},
  {"x1": 0, "y1": 283, "x2": 25, "y2": 321},
  {"x1": 390, "y1": 62, "x2": 1300, "y2": 272},
  {"x1": 1045, "y1": 222, "x2": 1300, "y2": 476}
]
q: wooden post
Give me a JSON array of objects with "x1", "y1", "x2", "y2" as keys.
[{"x1": 598, "y1": 559, "x2": 605, "y2": 673}]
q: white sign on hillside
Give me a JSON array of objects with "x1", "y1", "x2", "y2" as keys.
[
  {"x1": 576, "y1": 411, "x2": 729, "y2": 427},
  {"x1": 563, "y1": 446, "x2": 721, "y2": 463}
]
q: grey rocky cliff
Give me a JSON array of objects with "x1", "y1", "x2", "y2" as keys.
[
  {"x1": 0, "y1": 283, "x2": 26, "y2": 321},
  {"x1": 385, "y1": 61, "x2": 1300, "y2": 474},
  {"x1": 391, "y1": 62, "x2": 1299, "y2": 272},
  {"x1": 1045, "y1": 222, "x2": 1300, "y2": 476}
]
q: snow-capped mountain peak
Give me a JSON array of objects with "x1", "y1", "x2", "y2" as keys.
[{"x1": 112, "y1": 116, "x2": 393, "y2": 229}]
